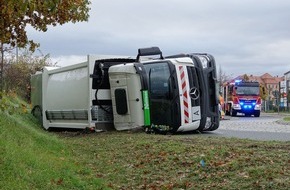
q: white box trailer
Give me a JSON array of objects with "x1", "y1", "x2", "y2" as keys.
[{"x1": 31, "y1": 55, "x2": 134, "y2": 130}]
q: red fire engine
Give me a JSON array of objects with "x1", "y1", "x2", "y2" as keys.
[{"x1": 222, "y1": 80, "x2": 262, "y2": 117}]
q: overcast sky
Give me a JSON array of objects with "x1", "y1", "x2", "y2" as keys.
[{"x1": 27, "y1": 0, "x2": 290, "y2": 77}]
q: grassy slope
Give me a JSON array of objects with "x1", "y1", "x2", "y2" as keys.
[
  {"x1": 0, "y1": 96, "x2": 107, "y2": 190},
  {"x1": 1, "y1": 96, "x2": 289, "y2": 189}
]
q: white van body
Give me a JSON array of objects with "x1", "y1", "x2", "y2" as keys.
[{"x1": 31, "y1": 55, "x2": 133, "y2": 130}]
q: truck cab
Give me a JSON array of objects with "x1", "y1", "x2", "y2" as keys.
[{"x1": 106, "y1": 47, "x2": 216, "y2": 132}]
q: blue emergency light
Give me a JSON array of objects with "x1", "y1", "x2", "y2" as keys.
[
  {"x1": 240, "y1": 100, "x2": 256, "y2": 109},
  {"x1": 235, "y1": 79, "x2": 242, "y2": 84},
  {"x1": 242, "y1": 105, "x2": 252, "y2": 109}
]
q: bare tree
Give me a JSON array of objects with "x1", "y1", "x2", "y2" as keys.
[
  {"x1": 0, "y1": 0, "x2": 91, "y2": 96},
  {"x1": 217, "y1": 65, "x2": 231, "y2": 92}
]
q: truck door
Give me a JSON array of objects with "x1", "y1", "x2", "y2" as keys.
[
  {"x1": 143, "y1": 61, "x2": 180, "y2": 131},
  {"x1": 108, "y1": 64, "x2": 145, "y2": 131},
  {"x1": 91, "y1": 58, "x2": 135, "y2": 123}
]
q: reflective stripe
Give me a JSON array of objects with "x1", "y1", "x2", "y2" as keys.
[{"x1": 179, "y1": 66, "x2": 189, "y2": 123}]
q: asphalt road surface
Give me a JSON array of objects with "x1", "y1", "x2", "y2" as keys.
[{"x1": 206, "y1": 113, "x2": 290, "y2": 141}]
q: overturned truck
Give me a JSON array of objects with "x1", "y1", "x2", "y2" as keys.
[{"x1": 31, "y1": 47, "x2": 219, "y2": 133}]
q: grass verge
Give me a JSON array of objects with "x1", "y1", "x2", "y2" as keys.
[
  {"x1": 62, "y1": 131, "x2": 290, "y2": 189},
  {"x1": 0, "y1": 95, "x2": 107, "y2": 190},
  {"x1": 283, "y1": 116, "x2": 290, "y2": 122}
]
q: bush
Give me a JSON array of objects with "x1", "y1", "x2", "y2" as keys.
[{"x1": 3, "y1": 50, "x2": 53, "y2": 101}]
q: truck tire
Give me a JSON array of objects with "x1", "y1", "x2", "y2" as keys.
[
  {"x1": 31, "y1": 106, "x2": 42, "y2": 123},
  {"x1": 254, "y1": 111, "x2": 260, "y2": 117}
]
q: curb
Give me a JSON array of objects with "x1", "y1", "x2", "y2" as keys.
[{"x1": 276, "y1": 120, "x2": 290, "y2": 125}]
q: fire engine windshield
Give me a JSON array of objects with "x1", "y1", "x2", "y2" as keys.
[{"x1": 235, "y1": 86, "x2": 259, "y2": 96}]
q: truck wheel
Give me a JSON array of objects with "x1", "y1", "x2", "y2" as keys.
[
  {"x1": 254, "y1": 111, "x2": 260, "y2": 117},
  {"x1": 32, "y1": 106, "x2": 42, "y2": 123}
]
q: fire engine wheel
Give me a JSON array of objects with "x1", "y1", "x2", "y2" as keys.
[
  {"x1": 230, "y1": 108, "x2": 237, "y2": 117},
  {"x1": 254, "y1": 111, "x2": 260, "y2": 117},
  {"x1": 225, "y1": 110, "x2": 230, "y2": 116},
  {"x1": 225, "y1": 104, "x2": 231, "y2": 116}
]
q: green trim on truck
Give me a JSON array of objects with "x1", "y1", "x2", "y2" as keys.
[{"x1": 142, "y1": 90, "x2": 151, "y2": 126}]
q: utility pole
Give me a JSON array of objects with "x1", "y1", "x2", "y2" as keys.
[
  {"x1": 0, "y1": 42, "x2": 3, "y2": 99},
  {"x1": 267, "y1": 88, "x2": 271, "y2": 111},
  {"x1": 286, "y1": 75, "x2": 289, "y2": 112},
  {"x1": 16, "y1": 43, "x2": 18, "y2": 63}
]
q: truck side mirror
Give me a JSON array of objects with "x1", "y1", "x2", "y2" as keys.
[{"x1": 136, "y1": 47, "x2": 163, "y2": 62}]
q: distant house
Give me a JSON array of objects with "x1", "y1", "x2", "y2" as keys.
[
  {"x1": 284, "y1": 71, "x2": 290, "y2": 107},
  {"x1": 259, "y1": 73, "x2": 283, "y2": 96},
  {"x1": 284, "y1": 71, "x2": 290, "y2": 84}
]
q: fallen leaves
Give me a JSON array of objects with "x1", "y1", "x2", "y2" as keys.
[
  {"x1": 50, "y1": 178, "x2": 63, "y2": 186},
  {"x1": 65, "y1": 132, "x2": 290, "y2": 189}
]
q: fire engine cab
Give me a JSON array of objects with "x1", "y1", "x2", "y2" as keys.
[{"x1": 222, "y1": 80, "x2": 262, "y2": 117}]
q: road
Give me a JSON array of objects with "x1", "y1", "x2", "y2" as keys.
[{"x1": 206, "y1": 113, "x2": 290, "y2": 141}]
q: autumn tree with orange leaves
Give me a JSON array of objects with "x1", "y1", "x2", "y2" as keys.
[{"x1": 0, "y1": 0, "x2": 91, "y2": 96}]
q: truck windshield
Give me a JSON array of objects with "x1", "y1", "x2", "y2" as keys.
[
  {"x1": 236, "y1": 86, "x2": 259, "y2": 96},
  {"x1": 143, "y1": 62, "x2": 170, "y2": 98}
]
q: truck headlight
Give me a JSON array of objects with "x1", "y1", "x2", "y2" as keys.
[{"x1": 198, "y1": 56, "x2": 209, "y2": 69}]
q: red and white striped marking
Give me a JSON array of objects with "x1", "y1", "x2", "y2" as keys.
[{"x1": 179, "y1": 66, "x2": 189, "y2": 123}]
